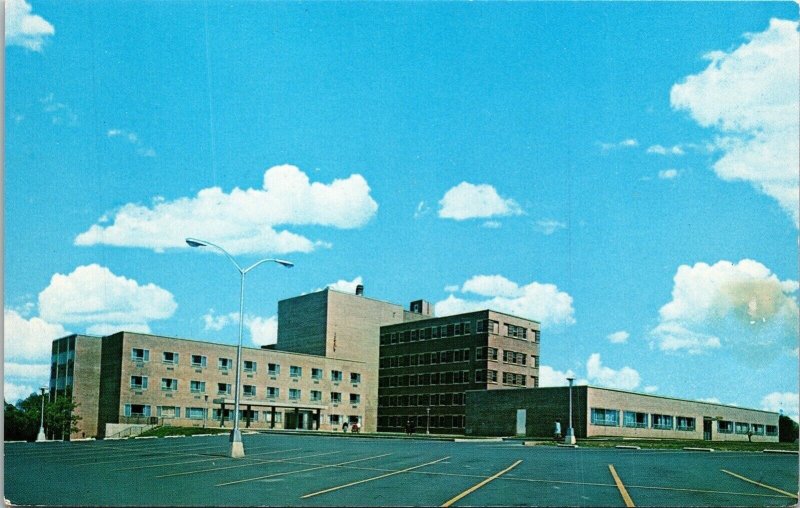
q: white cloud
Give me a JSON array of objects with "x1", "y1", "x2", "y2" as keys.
[
  {"x1": 414, "y1": 201, "x2": 430, "y2": 219},
  {"x1": 586, "y1": 353, "x2": 641, "y2": 390},
  {"x1": 85, "y1": 323, "x2": 150, "y2": 336},
  {"x1": 203, "y1": 310, "x2": 239, "y2": 332},
  {"x1": 697, "y1": 397, "x2": 721, "y2": 404},
  {"x1": 761, "y1": 391, "x2": 799, "y2": 420},
  {"x1": 443, "y1": 285, "x2": 460, "y2": 293},
  {"x1": 3, "y1": 308, "x2": 69, "y2": 361},
  {"x1": 435, "y1": 275, "x2": 575, "y2": 328},
  {"x1": 538, "y1": 365, "x2": 577, "y2": 387},
  {"x1": 326, "y1": 276, "x2": 364, "y2": 294},
  {"x1": 607, "y1": 331, "x2": 630, "y2": 344},
  {"x1": 650, "y1": 259, "x2": 798, "y2": 363},
  {"x1": 647, "y1": 144, "x2": 685, "y2": 156},
  {"x1": 40, "y1": 94, "x2": 77, "y2": 126},
  {"x1": 535, "y1": 219, "x2": 567, "y2": 235},
  {"x1": 74, "y1": 165, "x2": 378, "y2": 255},
  {"x1": 5, "y1": 0, "x2": 54, "y2": 51},
  {"x1": 107, "y1": 128, "x2": 156, "y2": 157},
  {"x1": 482, "y1": 221, "x2": 502, "y2": 229},
  {"x1": 658, "y1": 169, "x2": 680, "y2": 180},
  {"x1": 644, "y1": 385, "x2": 659, "y2": 394},
  {"x1": 599, "y1": 138, "x2": 639, "y2": 153},
  {"x1": 4, "y1": 382, "x2": 37, "y2": 404},
  {"x1": 671, "y1": 19, "x2": 800, "y2": 226},
  {"x1": 247, "y1": 315, "x2": 278, "y2": 346},
  {"x1": 4, "y1": 362, "x2": 50, "y2": 380},
  {"x1": 438, "y1": 182, "x2": 522, "y2": 221},
  {"x1": 38, "y1": 264, "x2": 177, "y2": 333}
]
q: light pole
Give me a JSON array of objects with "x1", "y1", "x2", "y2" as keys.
[
  {"x1": 426, "y1": 407, "x2": 430, "y2": 435},
  {"x1": 186, "y1": 237, "x2": 293, "y2": 458},
  {"x1": 565, "y1": 377, "x2": 576, "y2": 445},
  {"x1": 204, "y1": 394, "x2": 209, "y2": 429},
  {"x1": 36, "y1": 387, "x2": 47, "y2": 442}
]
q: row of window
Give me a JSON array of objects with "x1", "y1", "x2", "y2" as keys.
[
  {"x1": 590, "y1": 408, "x2": 778, "y2": 435},
  {"x1": 378, "y1": 414, "x2": 466, "y2": 429},
  {"x1": 129, "y1": 349, "x2": 361, "y2": 382},
  {"x1": 379, "y1": 393, "x2": 466, "y2": 407},
  {"x1": 124, "y1": 404, "x2": 358, "y2": 425},
  {"x1": 379, "y1": 370, "x2": 538, "y2": 388},
  {"x1": 717, "y1": 421, "x2": 777, "y2": 436},
  {"x1": 380, "y1": 320, "x2": 540, "y2": 346},
  {"x1": 380, "y1": 348, "x2": 539, "y2": 369}
]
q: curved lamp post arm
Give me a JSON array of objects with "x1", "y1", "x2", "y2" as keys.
[
  {"x1": 186, "y1": 237, "x2": 243, "y2": 273},
  {"x1": 243, "y1": 257, "x2": 294, "y2": 274}
]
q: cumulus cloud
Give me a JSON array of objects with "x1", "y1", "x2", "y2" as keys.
[
  {"x1": 326, "y1": 276, "x2": 364, "y2": 294},
  {"x1": 74, "y1": 165, "x2": 378, "y2": 255},
  {"x1": 107, "y1": 128, "x2": 156, "y2": 157},
  {"x1": 538, "y1": 365, "x2": 579, "y2": 387},
  {"x1": 535, "y1": 219, "x2": 567, "y2": 235},
  {"x1": 658, "y1": 169, "x2": 680, "y2": 180},
  {"x1": 4, "y1": 382, "x2": 37, "y2": 404},
  {"x1": 435, "y1": 274, "x2": 575, "y2": 328},
  {"x1": 599, "y1": 139, "x2": 639, "y2": 153},
  {"x1": 761, "y1": 391, "x2": 799, "y2": 420},
  {"x1": 443, "y1": 285, "x2": 460, "y2": 293},
  {"x1": 203, "y1": 310, "x2": 239, "y2": 332},
  {"x1": 4, "y1": 362, "x2": 50, "y2": 380},
  {"x1": 671, "y1": 19, "x2": 800, "y2": 226},
  {"x1": 482, "y1": 221, "x2": 502, "y2": 229},
  {"x1": 414, "y1": 201, "x2": 430, "y2": 219},
  {"x1": 5, "y1": 0, "x2": 54, "y2": 51},
  {"x1": 247, "y1": 315, "x2": 278, "y2": 346},
  {"x1": 644, "y1": 385, "x2": 659, "y2": 393},
  {"x1": 607, "y1": 331, "x2": 630, "y2": 344},
  {"x1": 40, "y1": 94, "x2": 77, "y2": 126},
  {"x1": 3, "y1": 308, "x2": 69, "y2": 361},
  {"x1": 438, "y1": 182, "x2": 522, "y2": 221},
  {"x1": 586, "y1": 353, "x2": 641, "y2": 390},
  {"x1": 38, "y1": 264, "x2": 177, "y2": 333},
  {"x1": 697, "y1": 397, "x2": 721, "y2": 404},
  {"x1": 650, "y1": 259, "x2": 798, "y2": 363},
  {"x1": 647, "y1": 144, "x2": 685, "y2": 156}
]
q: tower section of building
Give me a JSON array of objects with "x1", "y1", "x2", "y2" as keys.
[{"x1": 377, "y1": 309, "x2": 540, "y2": 434}]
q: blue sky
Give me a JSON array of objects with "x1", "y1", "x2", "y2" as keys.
[{"x1": 5, "y1": 1, "x2": 798, "y2": 419}]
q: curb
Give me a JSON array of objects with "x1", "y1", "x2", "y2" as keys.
[
  {"x1": 683, "y1": 447, "x2": 714, "y2": 452},
  {"x1": 103, "y1": 437, "x2": 126, "y2": 440},
  {"x1": 615, "y1": 445, "x2": 641, "y2": 450},
  {"x1": 763, "y1": 449, "x2": 799, "y2": 454},
  {"x1": 557, "y1": 444, "x2": 579, "y2": 448},
  {"x1": 454, "y1": 438, "x2": 503, "y2": 443},
  {"x1": 4, "y1": 441, "x2": 27, "y2": 444},
  {"x1": 164, "y1": 435, "x2": 186, "y2": 439},
  {"x1": 134, "y1": 436, "x2": 158, "y2": 440},
  {"x1": 70, "y1": 438, "x2": 96, "y2": 442}
]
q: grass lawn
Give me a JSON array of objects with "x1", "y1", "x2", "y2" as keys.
[
  {"x1": 138, "y1": 426, "x2": 230, "y2": 437},
  {"x1": 526, "y1": 437, "x2": 799, "y2": 452}
]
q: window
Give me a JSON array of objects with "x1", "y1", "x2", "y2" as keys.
[
  {"x1": 213, "y1": 408, "x2": 233, "y2": 421},
  {"x1": 533, "y1": 330, "x2": 541, "y2": 342},
  {"x1": 217, "y1": 383, "x2": 231, "y2": 395},
  {"x1": 186, "y1": 407, "x2": 206, "y2": 420},
  {"x1": 735, "y1": 422, "x2": 750, "y2": 434},
  {"x1": 454, "y1": 323, "x2": 462, "y2": 336},
  {"x1": 124, "y1": 404, "x2": 151, "y2": 417},
  {"x1": 130, "y1": 375, "x2": 148, "y2": 389},
  {"x1": 623, "y1": 411, "x2": 648, "y2": 428},
  {"x1": 243, "y1": 360, "x2": 257, "y2": 372},
  {"x1": 331, "y1": 392, "x2": 342, "y2": 403},
  {"x1": 591, "y1": 408, "x2": 619, "y2": 426},
  {"x1": 486, "y1": 320, "x2": 499, "y2": 334},
  {"x1": 718, "y1": 420, "x2": 734, "y2": 434},
  {"x1": 751, "y1": 423, "x2": 764, "y2": 435},
  {"x1": 312, "y1": 368, "x2": 323, "y2": 380},
  {"x1": 190, "y1": 380, "x2": 205, "y2": 393},
  {"x1": 431, "y1": 326, "x2": 439, "y2": 339},
  {"x1": 487, "y1": 370, "x2": 498, "y2": 383},
  {"x1": 218, "y1": 358, "x2": 233, "y2": 370},
  {"x1": 268, "y1": 363, "x2": 280, "y2": 376},
  {"x1": 502, "y1": 372, "x2": 526, "y2": 386},
  {"x1": 766, "y1": 425, "x2": 778, "y2": 436},
  {"x1": 532, "y1": 355, "x2": 540, "y2": 368},
  {"x1": 290, "y1": 366, "x2": 302, "y2": 377},
  {"x1": 503, "y1": 350, "x2": 526, "y2": 366},
  {"x1": 350, "y1": 393, "x2": 361, "y2": 405},
  {"x1": 157, "y1": 406, "x2": 180, "y2": 418},
  {"x1": 506, "y1": 324, "x2": 527, "y2": 339},
  {"x1": 243, "y1": 385, "x2": 256, "y2": 397},
  {"x1": 329, "y1": 414, "x2": 341, "y2": 425},
  {"x1": 289, "y1": 389, "x2": 301, "y2": 400},
  {"x1": 161, "y1": 378, "x2": 178, "y2": 391},
  {"x1": 487, "y1": 347, "x2": 498, "y2": 361},
  {"x1": 676, "y1": 416, "x2": 695, "y2": 431},
  {"x1": 131, "y1": 348, "x2": 149, "y2": 362},
  {"x1": 390, "y1": 332, "x2": 398, "y2": 344},
  {"x1": 310, "y1": 390, "x2": 322, "y2": 402},
  {"x1": 350, "y1": 372, "x2": 361, "y2": 384},
  {"x1": 463, "y1": 322, "x2": 471, "y2": 334},
  {"x1": 162, "y1": 351, "x2": 178, "y2": 364},
  {"x1": 652, "y1": 414, "x2": 673, "y2": 430},
  {"x1": 331, "y1": 370, "x2": 343, "y2": 382},
  {"x1": 238, "y1": 409, "x2": 258, "y2": 421},
  {"x1": 191, "y1": 354, "x2": 207, "y2": 367},
  {"x1": 266, "y1": 386, "x2": 279, "y2": 399}
]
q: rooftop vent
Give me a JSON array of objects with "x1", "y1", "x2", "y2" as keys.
[{"x1": 355, "y1": 284, "x2": 364, "y2": 296}]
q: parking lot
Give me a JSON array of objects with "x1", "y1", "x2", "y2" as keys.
[{"x1": 5, "y1": 433, "x2": 798, "y2": 506}]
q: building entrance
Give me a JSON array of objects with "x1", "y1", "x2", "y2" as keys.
[
  {"x1": 285, "y1": 410, "x2": 315, "y2": 430},
  {"x1": 703, "y1": 418, "x2": 712, "y2": 440}
]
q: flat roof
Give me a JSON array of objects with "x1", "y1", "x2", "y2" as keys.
[
  {"x1": 279, "y1": 287, "x2": 405, "y2": 309},
  {"x1": 381, "y1": 308, "x2": 541, "y2": 328}
]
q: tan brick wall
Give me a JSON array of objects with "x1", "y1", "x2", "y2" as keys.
[{"x1": 70, "y1": 336, "x2": 102, "y2": 439}]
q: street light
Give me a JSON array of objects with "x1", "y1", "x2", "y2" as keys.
[
  {"x1": 186, "y1": 237, "x2": 293, "y2": 458},
  {"x1": 36, "y1": 387, "x2": 47, "y2": 442},
  {"x1": 565, "y1": 377, "x2": 576, "y2": 445},
  {"x1": 426, "y1": 407, "x2": 431, "y2": 435}
]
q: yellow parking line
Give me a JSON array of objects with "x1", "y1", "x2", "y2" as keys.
[
  {"x1": 301, "y1": 456, "x2": 450, "y2": 499},
  {"x1": 441, "y1": 460, "x2": 522, "y2": 507},
  {"x1": 721, "y1": 469, "x2": 798, "y2": 499},
  {"x1": 608, "y1": 464, "x2": 635, "y2": 507},
  {"x1": 154, "y1": 450, "x2": 339, "y2": 478},
  {"x1": 216, "y1": 453, "x2": 393, "y2": 486}
]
